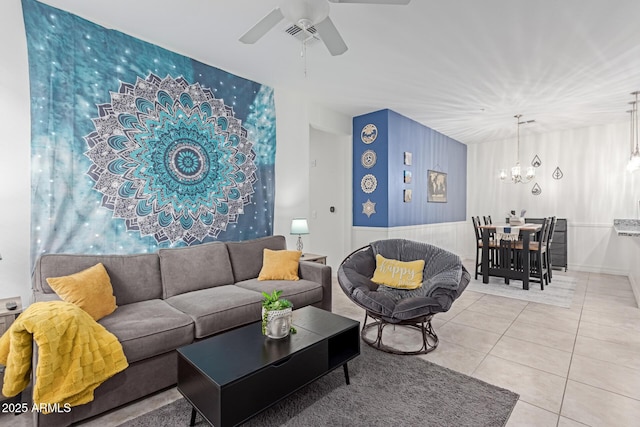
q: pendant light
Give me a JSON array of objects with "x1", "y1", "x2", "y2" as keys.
[
  {"x1": 627, "y1": 91, "x2": 640, "y2": 173},
  {"x1": 500, "y1": 114, "x2": 536, "y2": 184}
]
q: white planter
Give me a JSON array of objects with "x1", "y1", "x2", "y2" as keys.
[{"x1": 262, "y1": 307, "x2": 293, "y2": 339}]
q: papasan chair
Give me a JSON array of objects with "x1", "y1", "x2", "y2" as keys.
[{"x1": 338, "y1": 239, "x2": 470, "y2": 355}]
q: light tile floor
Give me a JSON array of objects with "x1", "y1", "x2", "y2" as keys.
[
  {"x1": 2, "y1": 262, "x2": 639, "y2": 426},
  {"x1": 332, "y1": 260, "x2": 640, "y2": 427}
]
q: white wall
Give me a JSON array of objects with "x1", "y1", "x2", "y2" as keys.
[
  {"x1": 273, "y1": 89, "x2": 310, "y2": 250},
  {"x1": 0, "y1": 0, "x2": 32, "y2": 305},
  {"x1": 467, "y1": 121, "x2": 640, "y2": 300}
]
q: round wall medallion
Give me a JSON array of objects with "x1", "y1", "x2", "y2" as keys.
[
  {"x1": 361, "y1": 150, "x2": 377, "y2": 168},
  {"x1": 361, "y1": 124, "x2": 378, "y2": 144},
  {"x1": 361, "y1": 174, "x2": 378, "y2": 193}
]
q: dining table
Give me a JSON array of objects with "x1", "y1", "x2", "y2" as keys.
[{"x1": 478, "y1": 223, "x2": 542, "y2": 290}]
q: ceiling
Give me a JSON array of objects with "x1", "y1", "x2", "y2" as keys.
[{"x1": 40, "y1": 0, "x2": 640, "y2": 144}]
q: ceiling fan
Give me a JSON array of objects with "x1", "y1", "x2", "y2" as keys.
[{"x1": 239, "y1": 0, "x2": 411, "y2": 56}]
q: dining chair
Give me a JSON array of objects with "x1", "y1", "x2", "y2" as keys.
[
  {"x1": 494, "y1": 238, "x2": 523, "y2": 285},
  {"x1": 472, "y1": 216, "x2": 483, "y2": 279},
  {"x1": 483, "y1": 215, "x2": 493, "y2": 225},
  {"x1": 472, "y1": 216, "x2": 496, "y2": 280},
  {"x1": 518, "y1": 217, "x2": 550, "y2": 290},
  {"x1": 545, "y1": 216, "x2": 557, "y2": 283}
]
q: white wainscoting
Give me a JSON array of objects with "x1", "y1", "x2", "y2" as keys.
[
  {"x1": 351, "y1": 222, "x2": 469, "y2": 257},
  {"x1": 567, "y1": 223, "x2": 630, "y2": 275}
]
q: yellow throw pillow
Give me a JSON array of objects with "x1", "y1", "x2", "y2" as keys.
[
  {"x1": 371, "y1": 254, "x2": 425, "y2": 290},
  {"x1": 257, "y1": 249, "x2": 302, "y2": 281},
  {"x1": 46, "y1": 263, "x2": 117, "y2": 321}
]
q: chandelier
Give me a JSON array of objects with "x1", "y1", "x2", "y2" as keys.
[
  {"x1": 500, "y1": 114, "x2": 536, "y2": 184},
  {"x1": 627, "y1": 91, "x2": 640, "y2": 173}
]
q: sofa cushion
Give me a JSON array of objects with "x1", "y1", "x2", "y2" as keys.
[
  {"x1": 226, "y1": 235, "x2": 287, "y2": 282},
  {"x1": 33, "y1": 254, "x2": 162, "y2": 306},
  {"x1": 258, "y1": 249, "x2": 302, "y2": 281},
  {"x1": 159, "y1": 242, "x2": 234, "y2": 298},
  {"x1": 98, "y1": 299, "x2": 194, "y2": 363},
  {"x1": 235, "y1": 279, "x2": 323, "y2": 310},
  {"x1": 165, "y1": 285, "x2": 263, "y2": 338},
  {"x1": 46, "y1": 263, "x2": 117, "y2": 321}
]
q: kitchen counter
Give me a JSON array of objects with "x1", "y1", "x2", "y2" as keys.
[{"x1": 613, "y1": 219, "x2": 640, "y2": 237}]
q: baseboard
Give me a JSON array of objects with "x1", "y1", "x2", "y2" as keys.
[{"x1": 568, "y1": 263, "x2": 628, "y2": 276}]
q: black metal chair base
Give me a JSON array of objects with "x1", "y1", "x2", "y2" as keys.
[{"x1": 361, "y1": 311, "x2": 439, "y2": 355}]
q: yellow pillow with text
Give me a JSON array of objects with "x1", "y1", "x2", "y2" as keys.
[
  {"x1": 46, "y1": 263, "x2": 117, "y2": 321},
  {"x1": 258, "y1": 249, "x2": 302, "y2": 281},
  {"x1": 371, "y1": 254, "x2": 425, "y2": 290}
]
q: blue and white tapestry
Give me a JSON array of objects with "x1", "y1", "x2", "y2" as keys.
[{"x1": 23, "y1": 0, "x2": 276, "y2": 264}]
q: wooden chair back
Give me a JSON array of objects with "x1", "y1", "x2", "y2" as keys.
[{"x1": 472, "y1": 216, "x2": 482, "y2": 242}]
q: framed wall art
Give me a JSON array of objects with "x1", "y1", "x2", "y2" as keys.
[
  {"x1": 403, "y1": 189, "x2": 412, "y2": 203},
  {"x1": 427, "y1": 170, "x2": 447, "y2": 203},
  {"x1": 403, "y1": 152, "x2": 412, "y2": 166},
  {"x1": 403, "y1": 170, "x2": 412, "y2": 184}
]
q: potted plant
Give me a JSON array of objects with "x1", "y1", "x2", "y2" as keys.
[{"x1": 261, "y1": 290, "x2": 296, "y2": 339}]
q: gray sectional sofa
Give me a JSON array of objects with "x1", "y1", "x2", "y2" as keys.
[{"x1": 30, "y1": 235, "x2": 332, "y2": 426}]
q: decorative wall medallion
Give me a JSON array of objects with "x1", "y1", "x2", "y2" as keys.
[
  {"x1": 361, "y1": 150, "x2": 377, "y2": 168},
  {"x1": 531, "y1": 155, "x2": 542, "y2": 167},
  {"x1": 362, "y1": 199, "x2": 376, "y2": 217},
  {"x1": 552, "y1": 166, "x2": 564, "y2": 180},
  {"x1": 361, "y1": 124, "x2": 378, "y2": 144},
  {"x1": 84, "y1": 73, "x2": 257, "y2": 244},
  {"x1": 532, "y1": 182, "x2": 542, "y2": 196},
  {"x1": 360, "y1": 174, "x2": 378, "y2": 193}
]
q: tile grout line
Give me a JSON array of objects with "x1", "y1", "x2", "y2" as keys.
[
  {"x1": 556, "y1": 272, "x2": 588, "y2": 427},
  {"x1": 468, "y1": 296, "x2": 528, "y2": 378}
]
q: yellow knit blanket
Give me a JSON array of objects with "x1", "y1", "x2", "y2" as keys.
[{"x1": 0, "y1": 301, "x2": 128, "y2": 408}]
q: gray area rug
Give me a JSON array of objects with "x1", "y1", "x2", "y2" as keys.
[
  {"x1": 120, "y1": 343, "x2": 518, "y2": 427},
  {"x1": 466, "y1": 275, "x2": 576, "y2": 308}
]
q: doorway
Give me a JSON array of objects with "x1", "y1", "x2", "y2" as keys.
[{"x1": 309, "y1": 127, "x2": 351, "y2": 272}]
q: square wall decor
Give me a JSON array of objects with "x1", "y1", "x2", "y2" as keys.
[
  {"x1": 404, "y1": 152, "x2": 412, "y2": 166},
  {"x1": 427, "y1": 170, "x2": 447, "y2": 203}
]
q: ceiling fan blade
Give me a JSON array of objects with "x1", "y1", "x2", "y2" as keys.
[
  {"x1": 239, "y1": 8, "x2": 285, "y2": 44},
  {"x1": 314, "y1": 17, "x2": 348, "y2": 56},
  {"x1": 328, "y1": 0, "x2": 411, "y2": 4}
]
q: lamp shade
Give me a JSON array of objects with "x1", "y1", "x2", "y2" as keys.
[{"x1": 290, "y1": 218, "x2": 309, "y2": 235}]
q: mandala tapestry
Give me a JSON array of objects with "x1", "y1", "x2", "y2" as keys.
[{"x1": 23, "y1": 0, "x2": 276, "y2": 265}]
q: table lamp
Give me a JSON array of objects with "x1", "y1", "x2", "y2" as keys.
[{"x1": 290, "y1": 218, "x2": 309, "y2": 251}]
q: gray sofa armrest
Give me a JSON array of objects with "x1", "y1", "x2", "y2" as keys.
[{"x1": 299, "y1": 261, "x2": 332, "y2": 312}]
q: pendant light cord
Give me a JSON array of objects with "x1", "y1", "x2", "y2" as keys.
[
  {"x1": 633, "y1": 91, "x2": 638, "y2": 154},
  {"x1": 515, "y1": 114, "x2": 522, "y2": 163}
]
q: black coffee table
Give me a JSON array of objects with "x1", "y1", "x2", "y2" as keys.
[{"x1": 177, "y1": 306, "x2": 360, "y2": 427}]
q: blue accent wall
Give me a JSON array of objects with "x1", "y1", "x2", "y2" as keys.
[
  {"x1": 353, "y1": 110, "x2": 389, "y2": 227},
  {"x1": 353, "y1": 109, "x2": 467, "y2": 227}
]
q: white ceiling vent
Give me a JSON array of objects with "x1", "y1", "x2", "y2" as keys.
[{"x1": 284, "y1": 24, "x2": 319, "y2": 44}]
